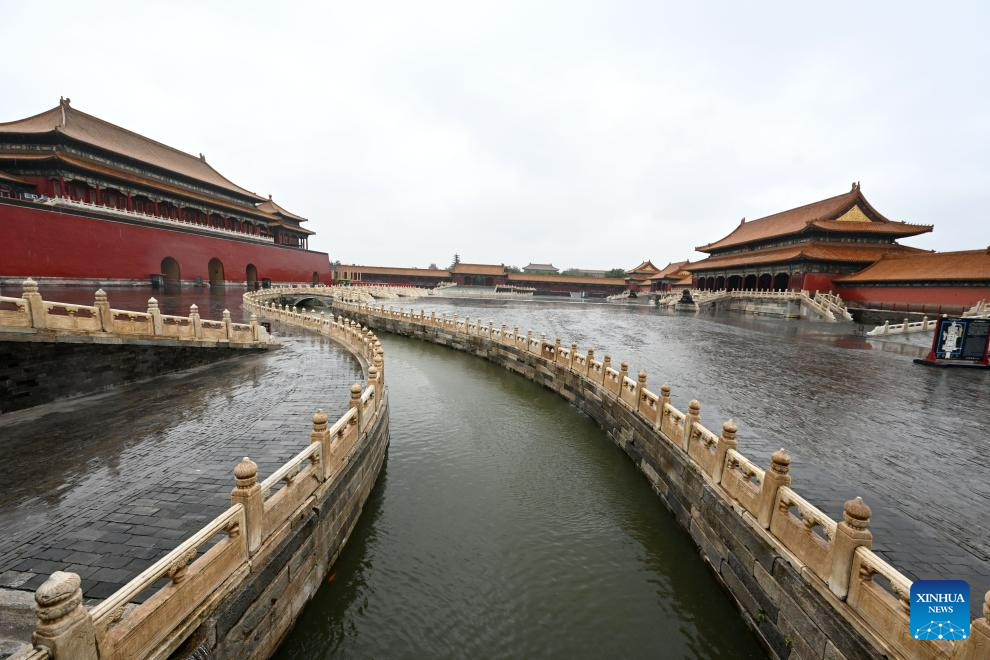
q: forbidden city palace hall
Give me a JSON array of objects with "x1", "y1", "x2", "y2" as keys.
[{"x1": 0, "y1": 98, "x2": 329, "y2": 286}]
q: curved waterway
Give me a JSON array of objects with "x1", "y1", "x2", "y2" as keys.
[
  {"x1": 276, "y1": 334, "x2": 765, "y2": 658},
  {"x1": 369, "y1": 298, "x2": 990, "y2": 618}
]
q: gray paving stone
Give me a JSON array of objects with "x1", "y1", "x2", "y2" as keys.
[{"x1": 0, "y1": 326, "x2": 363, "y2": 599}]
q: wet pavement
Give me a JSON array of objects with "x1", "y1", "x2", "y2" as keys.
[
  {"x1": 0, "y1": 287, "x2": 363, "y2": 599},
  {"x1": 377, "y1": 297, "x2": 990, "y2": 618}
]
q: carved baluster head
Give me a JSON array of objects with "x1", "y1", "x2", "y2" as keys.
[
  {"x1": 222, "y1": 309, "x2": 232, "y2": 323},
  {"x1": 602, "y1": 354, "x2": 612, "y2": 370},
  {"x1": 311, "y1": 409, "x2": 328, "y2": 438},
  {"x1": 770, "y1": 448, "x2": 791, "y2": 475},
  {"x1": 233, "y1": 456, "x2": 258, "y2": 491},
  {"x1": 22, "y1": 277, "x2": 39, "y2": 297},
  {"x1": 350, "y1": 382, "x2": 362, "y2": 407},
  {"x1": 638, "y1": 370, "x2": 647, "y2": 388},
  {"x1": 721, "y1": 419, "x2": 738, "y2": 447},
  {"x1": 94, "y1": 289, "x2": 107, "y2": 306},
  {"x1": 843, "y1": 496, "x2": 871, "y2": 530},
  {"x1": 147, "y1": 297, "x2": 160, "y2": 314},
  {"x1": 620, "y1": 361, "x2": 629, "y2": 378}
]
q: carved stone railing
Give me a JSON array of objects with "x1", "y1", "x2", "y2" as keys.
[
  {"x1": 322, "y1": 292, "x2": 989, "y2": 660},
  {"x1": 11, "y1": 290, "x2": 386, "y2": 660},
  {"x1": 868, "y1": 316, "x2": 940, "y2": 337},
  {"x1": 0, "y1": 279, "x2": 273, "y2": 347}
]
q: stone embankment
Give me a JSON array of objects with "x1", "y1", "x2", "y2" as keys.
[
  {"x1": 0, "y1": 279, "x2": 273, "y2": 413},
  {"x1": 322, "y1": 288, "x2": 988, "y2": 660},
  {"x1": 8, "y1": 289, "x2": 390, "y2": 660}
]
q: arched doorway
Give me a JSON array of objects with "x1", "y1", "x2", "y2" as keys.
[
  {"x1": 246, "y1": 264, "x2": 258, "y2": 287},
  {"x1": 706, "y1": 277, "x2": 715, "y2": 290},
  {"x1": 743, "y1": 274, "x2": 757, "y2": 290},
  {"x1": 311, "y1": 271, "x2": 319, "y2": 285},
  {"x1": 773, "y1": 272, "x2": 789, "y2": 290},
  {"x1": 758, "y1": 273, "x2": 772, "y2": 290},
  {"x1": 715, "y1": 276, "x2": 725, "y2": 290},
  {"x1": 161, "y1": 257, "x2": 181, "y2": 286},
  {"x1": 208, "y1": 258, "x2": 225, "y2": 286},
  {"x1": 727, "y1": 275, "x2": 742, "y2": 291}
]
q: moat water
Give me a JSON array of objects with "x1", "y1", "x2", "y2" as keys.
[{"x1": 15, "y1": 286, "x2": 990, "y2": 650}]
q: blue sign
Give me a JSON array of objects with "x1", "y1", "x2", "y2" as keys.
[
  {"x1": 910, "y1": 580, "x2": 970, "y2": 641},
  {"x1": 935, "y1": 318, "x2": 990, "y2": 360}
]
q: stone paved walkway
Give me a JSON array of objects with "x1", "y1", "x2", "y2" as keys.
[{"x1": 0, "y1": 323, "x2": 362, "y2": 601}]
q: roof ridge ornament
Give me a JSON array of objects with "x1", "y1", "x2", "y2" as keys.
[
  {"x1": 740, "y1": 217, "x2": 746, "y2": 224},
  {"x1": 58, "y1": 96, "x2": 70, "y2": 126},
  {"x1": 851, "y1": 181, "x2": 861, "y2": 191},
  {"x1": 199, "y1": 152, "x2": 206, "y2": 162}
]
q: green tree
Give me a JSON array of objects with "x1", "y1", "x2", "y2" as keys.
[{"x1": 605, "y1": 268, "x2": 626, "y2": 278}]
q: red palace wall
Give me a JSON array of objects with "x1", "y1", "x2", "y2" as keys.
[
  {"x1": 1, "y1": 202, "x2": 330, "y2": 284},
  {"x1": 835, "y1": 284, "x2": 990, "y2": 308}
]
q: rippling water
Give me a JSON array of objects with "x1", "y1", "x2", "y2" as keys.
[{"x1": 276, "y1": 336, "x2": 765, "y2": 658}]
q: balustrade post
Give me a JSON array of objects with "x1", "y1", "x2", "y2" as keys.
[
  {"x1": 955, "y1": 592, "x2": 990, "y2": 660},
  {"x1": 22, "y1": 277, "x2": 46, "y2": 329},
  {"x1": 190, "y1": 304, "x2": 202, "y2": 338},
  {"x1": 93, "y1": 289, "x2": 112, "y2": 332},
  {"x1": 369, "y1": 365, "x2": 380, "y2": 407},
  {"x1": 902, "y1": 317, "x2": 909, "y2": 334},
  {"x1": 147, "y1": 297, "x2": 163, "y2": 335},
  {"x1": 539, "y1": 333, "x2": 547, "y2": 357},
  {"x1": 586, "y1": 348, "x2": 595, "y2": 377},
  {"x1": 222, "y1": 309, "x2": 233, "y2": 340},
  {"x1": 570, "y1": 342, "x2": 577, "y2": 369},
  {"x1": 30, "y1": 571, "x2": 98, "y2": 660},
  {"x1": 488, "y1": 321, "x2": 494, "y2": 340},
  {"x1": 230, "y1": 457, "x2": 263, "y2": 554},
  {"x1": 250, "y1": 313, "x2": 260, "y2": 341},
  {"x1": 659, "y1": 384, "x2": 671, "y2": 432},
  {"x1": 374, "y1": 352, "x2": 385, "y2": 387},
  {"x1": 683, "y1": 399, "x2": 700, "y2": 451},
  {"x1": 619, "y1": 360, "x2": 629, "y2": 385},
  {"x1": 757, "y1": 449, "x2": 791, "y2": 528},
  {"x1": 602, "y1": 354, "x2": 612, "y2": 374},
  {"x1": 712, "y1": 420, "x2": 737, "y2": 483},
  {"x1": 554, "y1": 338, "x2": 561, "y2": 363},
  {"x1": 828, "y1": 497, "x2": 872, "y2": 599},
  {"x1": 636, "y1": 370, "x2": 647, "y2": 411},
  {"x1": 349, "y1": 383, "x2": 362, "y2": 432},
  {"x1": 431, "y1": 311, "x2": 436, "y2": 326},
  {"x1": 526, "y1": 329, "x2": 533, "y2": 352}
]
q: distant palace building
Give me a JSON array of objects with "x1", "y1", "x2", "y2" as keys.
[
  {"x1": 522, "y1": 263, "x2": 559, "y2": 275},
  {"x1": 0, "y1": 98, "x2": 329, "y2": 285},
  {"x1": 333, "y1": 262, "x2": 626, "y2": 295},
  {"x1": 686, "y1": 183, "x2": 932, "y2": 293},
  {"x1": 649, "y1": 260, "x2": 692, "y2": 292}
]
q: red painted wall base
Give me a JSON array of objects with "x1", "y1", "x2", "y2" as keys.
[{"x1": 1, "y1": 202, "x2": 330, "y2": 284}]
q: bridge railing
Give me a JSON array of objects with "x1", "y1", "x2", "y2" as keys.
[
  {"x1": 0, "y1": 278, "x2": 272, "y2": 346},
  {"x1": 12, "y1": 290, "x2": 386, "y2": 660},
  {"x1": 320, "y1": 291, "x2": 990, "y2": 660}
]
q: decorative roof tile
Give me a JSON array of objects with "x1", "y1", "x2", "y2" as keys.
[
  {"x1": 0, "y1": 99, "x2": 265, "y2": 201},
  {"x1": 696, "y1": 185, "x2": 932, "y2": 252},
  {"x1": 835, "y1": 249, "x2": 990, "y2": 283}
]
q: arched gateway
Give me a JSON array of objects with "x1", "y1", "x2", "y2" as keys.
[
  {"x1": 161, "y1": 257, "x2": 180, "y2": 286},
  {"x1": 246, "y1": 263, "x2": 258, "y2": 287},
  {"x1": 208, "y1": 258, "x2": 225, "y2": 286}
]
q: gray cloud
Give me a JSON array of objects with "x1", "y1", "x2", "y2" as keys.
[{"x1": 3, "y1": 1, "x2": 987, "y2": 269}]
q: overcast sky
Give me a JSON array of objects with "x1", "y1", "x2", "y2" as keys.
[{"x1": 2, "y1": 1, "x2": 987, "y2": 270}]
